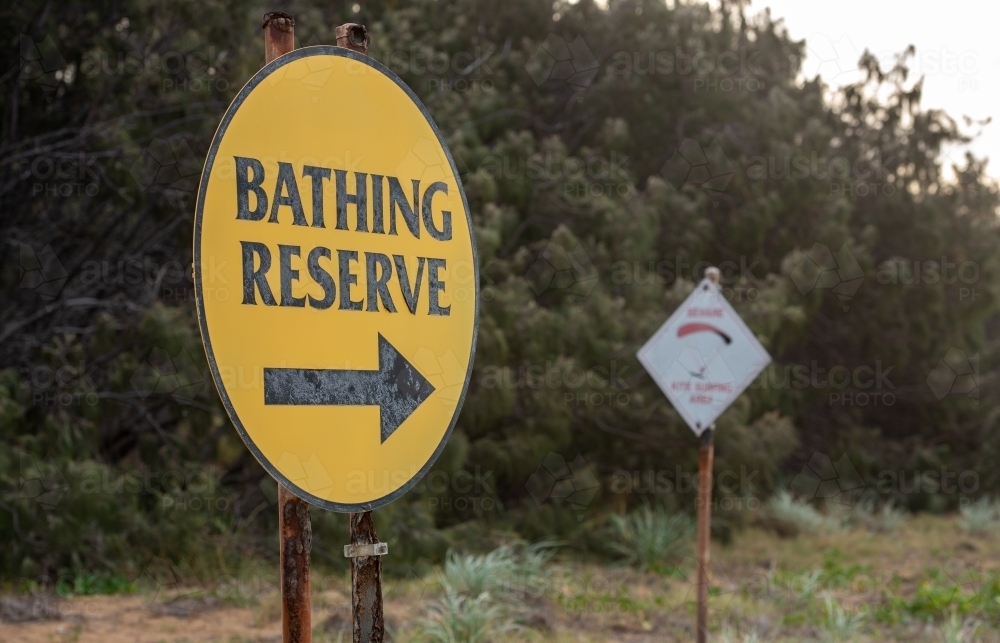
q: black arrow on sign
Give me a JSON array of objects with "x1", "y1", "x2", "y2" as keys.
[{"x1": 263, "y1": 334, "x2": 435, "y2": 443}]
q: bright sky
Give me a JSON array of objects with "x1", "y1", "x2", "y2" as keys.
[{"x1": 756, "y1": 0, "x2": 1000, "y2": 181}]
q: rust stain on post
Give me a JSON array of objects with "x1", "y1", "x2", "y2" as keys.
[
  {"x1": 263, "y1": 11, "x2": 295, "y2": 64},
  {"x1": 350, "y1": 511, "x2": 384, "y2": 643},
  {"x1": 697, "y1": 267, "x2": 720, "y2": 643},
  {"x1": 335, "y1": 23, "x2": 370, "y2": 54},
  {"x1": 337, "y1": 26, "x2": 380, "y2": 643},
  {"x1": 279, "y1": 484, "x2": 312, "y2": 643},
  {"x1": 696, "y1": 428, "x2": 714, "y2": 643},
  {"x1": 264, "y1": 14, "x2": 308, "y2": 643}
]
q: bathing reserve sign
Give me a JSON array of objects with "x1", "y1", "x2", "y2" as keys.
[{"x1": 193, "y1": 47, "x2": 478, "y2": 511}]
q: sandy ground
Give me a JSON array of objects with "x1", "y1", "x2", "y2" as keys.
[{"x1": 0, "y1": 594, "x2": 283, "y2": 643}]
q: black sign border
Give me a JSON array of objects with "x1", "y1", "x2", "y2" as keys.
[{"x1": 193, "y1": 46, "x2": 479, "y2": 513}]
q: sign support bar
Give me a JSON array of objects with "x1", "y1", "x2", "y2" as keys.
[
  {"x1": 696, "y1": 424, "x2": 715, "y2": 643},
  {"x1": 262, "y1": 14, "x2": 384, "y2": 643},
  {"x1": 278, "y1": 483, "x2": 313, "y2": 643},
  {"x1": 262, "y1": 12, "x2": 314, "y2": 643},
  {"x1": 695, "y1": 266, "x2": 720, "y2": 643},
  {"x1": 330, "y1": 27, "x2": 387, "y2": 643},
  {"x1": 350, "y1": 511, "x2": 385, "y2": 643}
]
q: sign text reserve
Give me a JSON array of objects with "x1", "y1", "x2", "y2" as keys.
[{"x1": 233, "y1": 156, "x2": 454, "y2": 316}]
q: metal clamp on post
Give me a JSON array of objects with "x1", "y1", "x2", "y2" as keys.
[{"x1": 344, "y1": 542, "x2": 388, "y2": 558}]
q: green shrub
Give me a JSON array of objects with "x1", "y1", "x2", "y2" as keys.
[
  {"x1": 1, "y1": 453, "x2": 245, "y2": 585},
  {"x1": 609, "y1": 505, "x2": 693, "y2": 572},
  {"x1": 439, "y1": 542, "x2": 555, "y2": 605},
  {"x1": 416, "y1": 542, "x2": 556, "y2": 643},
  {"x1": 441, "y1": 546, "x2": 518, "y2": 598},
  {"x1": 795, "y1": 570, "x2": 822, "y2": 599},
  {"x1": 766, "y1": 492, "x2": 840, "y2": 536},
  {"x1": 713, "y1": 625, "x2": 760, "y2": 643},
  {"x1": 822, "y1": 597, "x2": 865, "y2": 642},
  {"x1": 937, "y1": 614, "x2": 981, "y2": 643},
  {"x1": 418, "y1": 589, "x2": 514, "y2": 643},
  {"x1": 960, "y1": 497, "x2": 1000, "y2": 535},
  {"x1": 831, "y1": 497, "x2": 906, "y2": 533}
]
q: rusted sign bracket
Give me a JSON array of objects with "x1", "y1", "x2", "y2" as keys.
[{"x1": 344, "y1": 542, "x2": 389, "y2": 558}]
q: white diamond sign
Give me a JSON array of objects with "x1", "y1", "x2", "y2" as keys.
[{"x1": 638, "y1": 278, "x2": 771, "y2": 435}]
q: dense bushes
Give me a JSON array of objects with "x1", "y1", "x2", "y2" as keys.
[{"x1": 2, "y1": 0, "x2": 998, "y2": 582}]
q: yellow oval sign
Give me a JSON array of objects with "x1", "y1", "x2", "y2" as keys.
[{"x1": 194, "y1": 47, "x2": 478, "y2": 511}]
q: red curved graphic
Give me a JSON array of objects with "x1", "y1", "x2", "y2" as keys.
[{"x1": 677, "y1": 322, "x2": 732, "y2": 345}]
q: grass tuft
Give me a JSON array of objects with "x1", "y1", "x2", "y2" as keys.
[
  {"x1": 609, "y1": 505, "x2": 694, "y2": 572},
  {"x1": 823, "y1": 596, "x2": 865, "y2": 642},
  {"x1": 766, "y1": 492, "x2": 840, "y2": 536},
  {"x1": 837, "y1": 498, "x2": 906, "y2": 534},
  {"x1": 713, "y1": 624, "x2": 760, "y2": 643},
  {"x1": 418, "y1": 589, "x2": 514, "y2": 643},
  {"x1": 416, "y1": 542, "x2": 557, "y2": 642},
  {"x1": 439, "y1": 542, "x2": 555, "y2": 603},
  {"x1": 937, "y1": 613, "x2": 981, "y2": 643},
  {"x1": 960, "y1": 497, "x2": 1000, "y2": 535}
]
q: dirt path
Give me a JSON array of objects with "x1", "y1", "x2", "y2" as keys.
[{"x1": 0, "y1": 595, "x2": 283, "y2": 643}]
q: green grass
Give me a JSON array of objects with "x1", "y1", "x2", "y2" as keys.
[
  {"x1": 53, "y1": 572, "x2": 135, "y2": 596},
  {"x1": 880, "y1": 570, "x2": 1000, "y2": 622}
]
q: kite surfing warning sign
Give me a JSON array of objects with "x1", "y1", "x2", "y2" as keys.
[{"x1": 637, "y1": 277, "x2": 771, "y2": 435}]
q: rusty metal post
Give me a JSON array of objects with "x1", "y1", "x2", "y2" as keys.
[
  {"x1": 349, "y1": 511, "x2": 384, "y2": 643},
  {"x1": 335, "y1": 23, "x2": 370, "y2": 54},
  {"x1": 696, "y1": 427, "x2": 714, "y2": 643},
  {"x1": 695, "y1": 266, "x2": 720, "y2": 643},
  {"x1": 264, "y1": 13, "x2": 311, "y2": 643},
  {"x1": 263, "y1": 12, "x2": 295, "y2": 65},
  {"x1": 331, "y1": 23, "x2": 383, "y2": 643},
  {"x1": 279, "y1": 484, "x2": 312, "y2": 643}
]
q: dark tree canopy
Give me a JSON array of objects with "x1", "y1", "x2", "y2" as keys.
[{"x1": 1, "y1": 0, "x2": 997, "y2": 579}]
